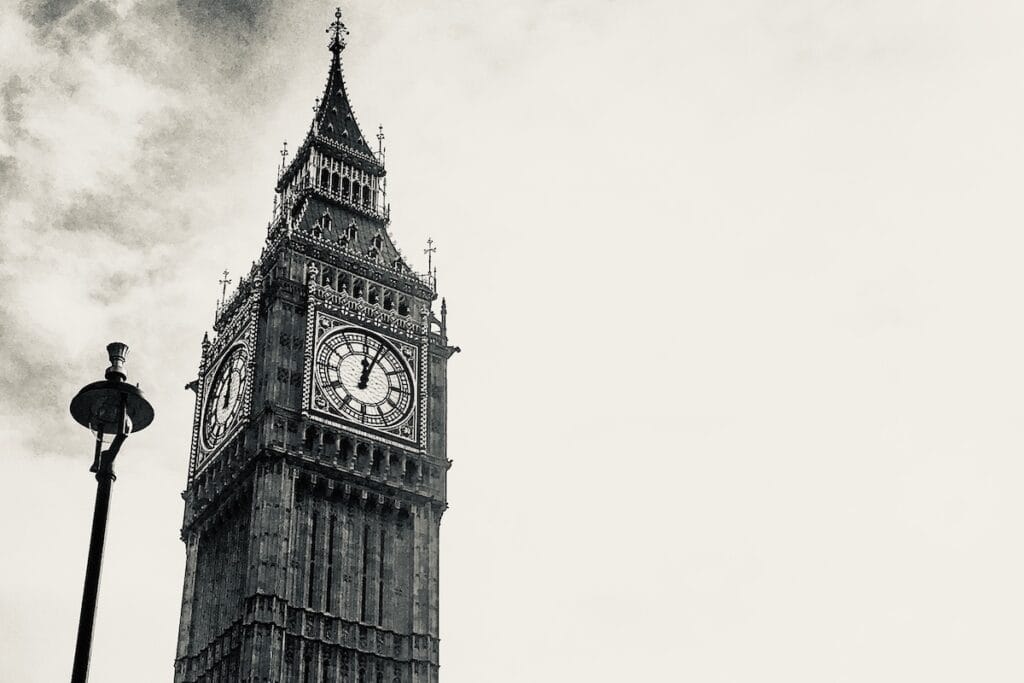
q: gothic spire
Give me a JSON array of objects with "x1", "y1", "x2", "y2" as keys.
[{"x1": 312, "y1": 7, "x2": 377, "y2": 162}]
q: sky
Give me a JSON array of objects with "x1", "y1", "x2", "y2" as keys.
[{"x1": 3, "y1": 0, "x2": 1024, "y2": 680}]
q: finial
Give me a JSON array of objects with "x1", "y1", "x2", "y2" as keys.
[
  {"x1": 105, "y1": 342, "x2": 129, "y2": 382},
  {"x1": 279, "y1": 141, "x2": 288, "y2": 174},
  {"x1": 424, "y1": 238, "x2": 437, "y2": 288},
  {"x1": 218, "y1": 269, "x2": 232, "y2": 308},
  {"x1": 328, "y1": 7, "x2": 349, "y2": 53},
  {"x1": 377, "y1": 124, "x2": 385, "y2": 156}
]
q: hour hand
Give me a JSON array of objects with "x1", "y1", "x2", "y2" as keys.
[{"x1": 357, "y1": 357, "x2": 371, "y2": 389}]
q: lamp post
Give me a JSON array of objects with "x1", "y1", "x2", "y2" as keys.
[{"x1": 68, "y1": 342, "x2": 154, "y2": 683}]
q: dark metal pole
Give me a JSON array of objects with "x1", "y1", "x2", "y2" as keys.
[
  {"x1": 70, "y1": 439, "x2": 116, "y2": 683},
  {"x1": 67, "y1": 344, "x2": 153, "y2": 682}
]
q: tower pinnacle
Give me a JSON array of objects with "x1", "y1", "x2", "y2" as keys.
[{"x1": 328, "y1": 6, "x2": 348, "y2": 53}]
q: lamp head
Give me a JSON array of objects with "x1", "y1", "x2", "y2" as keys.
[{"x1": 70, "y1": 342, "x2": 154, "y2": 443}]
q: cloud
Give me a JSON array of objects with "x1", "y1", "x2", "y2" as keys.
[
  {"x1": 0, "y1": 0, "x2": 294, "y2": 458},
  {"x1": 19, "y1": 0, "x2": 84, "y2": 30}
]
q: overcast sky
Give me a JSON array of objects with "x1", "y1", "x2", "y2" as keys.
[{"x1": 4, "y1": 0, "x2": 1024, "y2": 681}]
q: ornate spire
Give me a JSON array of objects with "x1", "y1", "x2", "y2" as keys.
[
  {"x1": 309, "y1": 6, "x2": 378, "y2": 162},
  {"x1": 327, "y1": 6, "x2": 349, "y2": 54}
]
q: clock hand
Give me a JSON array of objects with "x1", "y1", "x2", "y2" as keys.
[
  {"x1": 358, "y1": 356, "x2": 371, "y2": 389},
  {"x1": 369, "y1": 343, "x2": 386, "y2": 370},
  {"x1": 357, "y1": 342, "x2": 386, "y2": 390},
  {"x1": 222, "y1": 375, "x2": 235, "y2": 409}
]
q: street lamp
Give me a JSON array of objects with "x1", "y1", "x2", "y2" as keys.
[{"x1": 68, "y1": 342, "x2": 154, "y2": 683}]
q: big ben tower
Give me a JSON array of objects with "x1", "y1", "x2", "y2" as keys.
[{"x1": 174, "y1": 9, "x2": 456, "y2": 682}]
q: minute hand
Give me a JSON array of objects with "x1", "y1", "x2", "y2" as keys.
[{"x1": 357, "y1": 344, "x2": 386, "y2": 388}]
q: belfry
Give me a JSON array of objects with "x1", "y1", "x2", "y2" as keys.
[{"x1": 174, "y1": 9, "x2": 456, "y2": 681}]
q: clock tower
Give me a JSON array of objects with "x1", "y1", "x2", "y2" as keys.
[{"x1": 174, "y1": 10, "x2": 456, "y2": 682}]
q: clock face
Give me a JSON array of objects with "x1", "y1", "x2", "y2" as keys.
[
  {"x1": 201, "y1": 344, "x2": 248, "y2": 449},
  {"x1": 315, "y1": 328, "x2": 414, "y2": 428}
]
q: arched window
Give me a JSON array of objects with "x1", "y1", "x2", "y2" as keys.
[
  {"x1": 356, "y1": 443, "x2": 371, "y2": 471},
  {"x1": 302, "y1": 647, "x2": 315, "y2": 683},
  {"x1": 368, "y1": 286, "x2": 379, "y2": 305},
  {"x1": 340, "y1": 221, "x2": 357, "y2": 245},
  {"x1": 353, "y1": 279, "x2": 364, "y2": 299},
  {"x1": 304, "y1": 426, "x2": 318, "y2": 450},
  {"x1": 331, "y1": 173, "x2": 341, "y2": 194},
  {"x1": 319, "y1": 168, "x2": 331, "y2": 187},
  {"x1": 338, "y1": 273, "x2": 350, "y2": 294},
  {"x1": 342, "y1": 177, "x2": 351, "y2": 197},
  {"x1": 363, "y1": 186, "x2": 371, "y2": 205},
  {"x1": 397, "y1": 297, "x2": 409, "y2": 316},
  {"x1": 339, "y1": 437, "x2": 354, "y2": 464},
  {"x1": 313, "y1": 213, "x2": 331, "y2": 239},
  {"x1": 368, "y1": 234, "x2": 383, "y2": 260},
  {"x1": 383, "y1": 292, "x2": 394, "y2": 311},
  {"x1": 352, "y1": 182, "x2": 361, "y2": 203}
]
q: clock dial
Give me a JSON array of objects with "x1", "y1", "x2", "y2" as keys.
[
  {"x1": 202, "y1": 345, "x2": 248, "y2": 449},
  {"x1": 315, "y1": 328, "x2": 414, "y2": 428}
]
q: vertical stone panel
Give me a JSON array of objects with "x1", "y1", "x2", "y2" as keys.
[{"x1": 174, "y1": 533, "x2": 200, "y2": 674}]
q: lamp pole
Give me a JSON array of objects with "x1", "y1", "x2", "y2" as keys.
[{"x1": 68, "y1": 343, "x2": 154, "y2": 683}]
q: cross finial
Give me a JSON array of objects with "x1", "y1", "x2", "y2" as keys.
[
  {"x1": 328, "y1": 7, "x2": 349, "y2": 53},
  {"x1": 424, "y1": 238, "x2": 437, "y2": 287},
  {"x1": 218, "y1": 269, "x2": 232, "y2": 307},
  {"x1": 279, "y1": 141, "x2": 288, "y2": 172}
]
